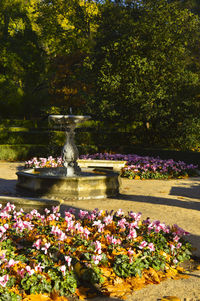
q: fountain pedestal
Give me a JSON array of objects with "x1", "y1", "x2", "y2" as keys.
[
  {"x1": 48, "y1": 115, "x2": 91, "y2": 177},
  {"x1": 16, "y1": 115, "x2": 120, "y2": 201}
]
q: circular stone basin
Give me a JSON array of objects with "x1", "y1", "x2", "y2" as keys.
[
  {"x1": 0, "y1": 196, "x2": 60, "y2": 214},
  {"x1": 16, "y1": 168, "x2": 120, "y2": 201},
  {"x1": 48, "y1": 115, "x2": 91, "y2": 126}
]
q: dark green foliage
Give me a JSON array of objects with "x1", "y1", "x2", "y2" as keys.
[{"x1": 87, "y1": 0, "x2": 200, "y2": 149}]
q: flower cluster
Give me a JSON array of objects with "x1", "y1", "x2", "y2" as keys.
[
  {"x1": 0, "y1": 203, "x2": 192, "y2": 299},
  {"x1": 25, "y1": 153, "x2": 198, "y2": 180},
  {"x1": 25, "y1": 156, "x2": 63, "y2": 169}
]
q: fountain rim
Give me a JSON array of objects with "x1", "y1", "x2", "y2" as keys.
[
  {"x1": 16, "y1": 168, "x2": 119, "y2": 180},
  {"x1": 48, "y1": 114, "x2": 91, "y2": 123}
]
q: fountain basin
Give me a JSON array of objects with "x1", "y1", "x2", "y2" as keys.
[{"x1": 16, "y1": 168, "x2": 120, "y2": 201}]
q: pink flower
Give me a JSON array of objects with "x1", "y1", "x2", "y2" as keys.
[
  {"x1": 128, "y1": 221, "x2": 139, "y2": 229},
  {"x1": 17, "y1": 269, "x2": 25, "y2": 278},
  {"x1": 78, "y1": 210, "x2": 89, "y2": 219},
  {"x1": 129, "y1": 212, "x2": 142, "y2": 221},
  {"x1": 106, "y1": 235, "x2": 121, "y2": 245},
  {"x1": 92, "y1": 241, "x2": 102, "y2": 254},
  {"x1": 127, "y1": 229, "x2": 137, "y2": 240},
  {"x1": 139, "y1": 241, "x2": 148, "y2": 249},
  {"x1": 25, "y1": 266, "x2": 35, "y2": 276},
  {"x1": 92, "y1": 255, "x2": 102, "y2": 265},
  {"x1": 0, "y1": 274, "x2": 9, "y2": 287},
  {"x1": 44, "y1": 208, "x2": 50, "y2": 215},
  {"x1": 65, "y1": 256, "x2": 72, "y2": 267},
  {"x1": 35, "y1": 263, "x2": 44, "y2": 272},
  {"x1": 103, "y1": 215, "x2": 113, "y2": 225},
  {"x1": 6, "y1": 259, "x2": 19, "y2": 268},
  {"x1": 117, "y1": 218, "x2": 127, "y2": 229},
  {"x1": 127, "y1": 248, "x2": 135, "y2": 256},
  {"x1": 33, "y1": 239, "x2": 42, "y2": 250},
  {"x1": 41, "y1": 242, "x2": 51, "y2": 254},
  {"x1": 173, "y1": 258, "x2": 178, "y2": 265},
  {"x1": 52, "y1": 206, "x2": 59, "y2": 214},
  {"x1": 68, "y1": 208, "x2": 76, "y2": 214},
  {"x1": 92, "y1": 220, "x2": 104, "y2": 232},
  {"x1": 170, "y1": 244, "x2": 176, "y2": 252},
  {"x1": 148, "y1": 243, "x2": 155, "y2": 252},
  {"x1": 173, "y1": 235, "x2": 180, "y2": 242},
  {"x1": 116, "y1": 209, "x2": 124, "y2": 217},
  {"x1": 60, "y1": 265, "x2": 66, "y2": 276},
  {"x1": 83, "y1": 228, "x2": 90, "y2": 239},
  {"x1": 176, "y1": 242, "x2": 182, "y2": 249}
]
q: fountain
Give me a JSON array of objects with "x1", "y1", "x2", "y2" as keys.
[{"x1": 16, "y1": 115, "x2": 120, "y2": 200}]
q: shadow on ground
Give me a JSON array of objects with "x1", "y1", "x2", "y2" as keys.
[
  {"x1": 111, "y1": 193, "x2": 200, "y2": 211},
  {"x1": 170, "y1": 183, "x2": 200, "y2": 200},
  {"x1": 0, "y1": 178, "x2": 17, "y2": 196}
]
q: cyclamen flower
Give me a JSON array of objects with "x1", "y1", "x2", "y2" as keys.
[
  {"x1": 127, "y1": 248, "x2": 135, "y2": 256},
  {"x1": 129, "y1": 211, "x2": 142, "y2": 221},
  {"x1": 33, "y1": 239, "x2": 42, "y2": 250},
  {"x1": 117, "y1": 218, "x2": 127, "y2": 229},
  {"x1": 148, "y1": 243, "x2": 155, "y2": 252},
  {"x1": 116, "y1": 209, "x2": 124, "y2": 217},
  {"x1": 106, "y1": 235, "x2": 121, "y2": 245},
  {"x1": 65, "y1": 256, "x2": 72, "y2": 267},
  {"x1": 51, "y1": 226, "x2": 66, "y2": 241},
  {"x1": 25, "y1": 266, "x2": 35, "y2": 276},
  {"x1": 35, "y1": 263, "x2": 44, "y2": 272},
  {"x1": 17, "y1": 269, "x2": 25, "y2": 278},
  {"x1": 92, "y1": 255, "x2": 102, "y2": 265},
  {"x1": 83, "y1": 228, "x2": 90, "y2": 239},
  {"x1": 60, "y1": 265, "x2": 66, "y2": 276},
  {"x1": 0, "y1": 225, "x2": 7, "y2": 237},
  {"x1": 6, "y1": 259, "x2": 19, "y2": 268},
  {"x1": 173, "y1": 235, "x2": 180, "y2": 242},
  {"x1": 44, "y1": 208, "x2": 50, "y2": 215},
  {"x1": 128, "y1": 221, "x2": 139, "y2": 229},
  {"x1": 170, "y1": 244, "x2": 176, "y2": 252},
  {"x1": 78, "y1": 210, "x2": 89, "y2": 219},
  {"x1": 176, "y1": 242, "x2": 182, "y2": 249},
  {"x1": 127, "y1": 229, "x2": 137, "y2": 240},
  {"x1": 65, "y1": 212, "x2": 73, "y2": 220},
  {"x1": 0, "y1": 275, "x2": 9, "y2": 287},
  {"x1": 103, "y1": 215, "x2": 113, "y2": 225},
  {"x1": 68, "y1": 208, "x2": 76, "y2": 214},
  {"x1": 92, "y1": 241, "x2": 102, "y2": 254},
  {"x1": 139, "y1": 241, "x2": 148, "y2": 249},
  {"x1": 41, "y1": 242, "x2": 51, "y2": 254}
]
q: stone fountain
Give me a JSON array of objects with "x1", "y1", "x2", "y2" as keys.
[{"x1": 16, "y1": 115, "x2": 120, "y2": 200}]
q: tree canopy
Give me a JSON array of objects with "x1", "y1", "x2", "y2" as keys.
[{"x1": 0, "y1": 0, "x2": 200, "y2": 149}]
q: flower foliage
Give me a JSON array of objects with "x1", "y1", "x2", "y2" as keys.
[
  {"x1": 0, "y1": 203, "x2": 192, "y2": 300},
  {"x1": 25, "y1": 153, "x2": 198, "y2": 180}
]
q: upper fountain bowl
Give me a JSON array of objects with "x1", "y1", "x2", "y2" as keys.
[{"x1": 48, "y1": 115, "x2": 91, "y2": 126}]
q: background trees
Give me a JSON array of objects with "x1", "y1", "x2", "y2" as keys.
[
  {"x1": 88, "y1": 0, "x2": 200, "y2": 148},
  {"x1": 0, "y1": 0, "x2": 200, "y2": 150}
]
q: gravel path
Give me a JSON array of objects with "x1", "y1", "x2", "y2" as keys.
[{"x1": 0, "y1": 162, "x2": 200, "y2": 301}]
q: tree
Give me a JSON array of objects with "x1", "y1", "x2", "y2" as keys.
[
  {"x1": 33, "y1": 0, "x2": 100, "y2": 114},
  {"x1": 0, "y1": 0, "x2": 46, "y2": 118},
  {"x1": 87, "y1": 0, "x2": 200, "y2": 148}
]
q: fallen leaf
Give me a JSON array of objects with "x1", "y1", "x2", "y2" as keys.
[
  {"x1": 23, "y1": 293, "x2": 51, "y2": 301},
  {"x1": 75, "y1": 286, "x2": 90, "y2": 300},
  {"x1": 161, "y1": 297, "x2": 181, "y2": 301}
]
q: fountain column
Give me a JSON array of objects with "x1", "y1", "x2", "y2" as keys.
[{"x1": 48, "y1": 115, "x2": 91, "y2": 177}]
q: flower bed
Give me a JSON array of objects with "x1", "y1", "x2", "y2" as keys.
[
  {"x1": 25, "y1": 153, "x2": 198, "y2": 180},
  {"x1": 0, "y1": 203, "x2": 192, "y2": 300}
]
